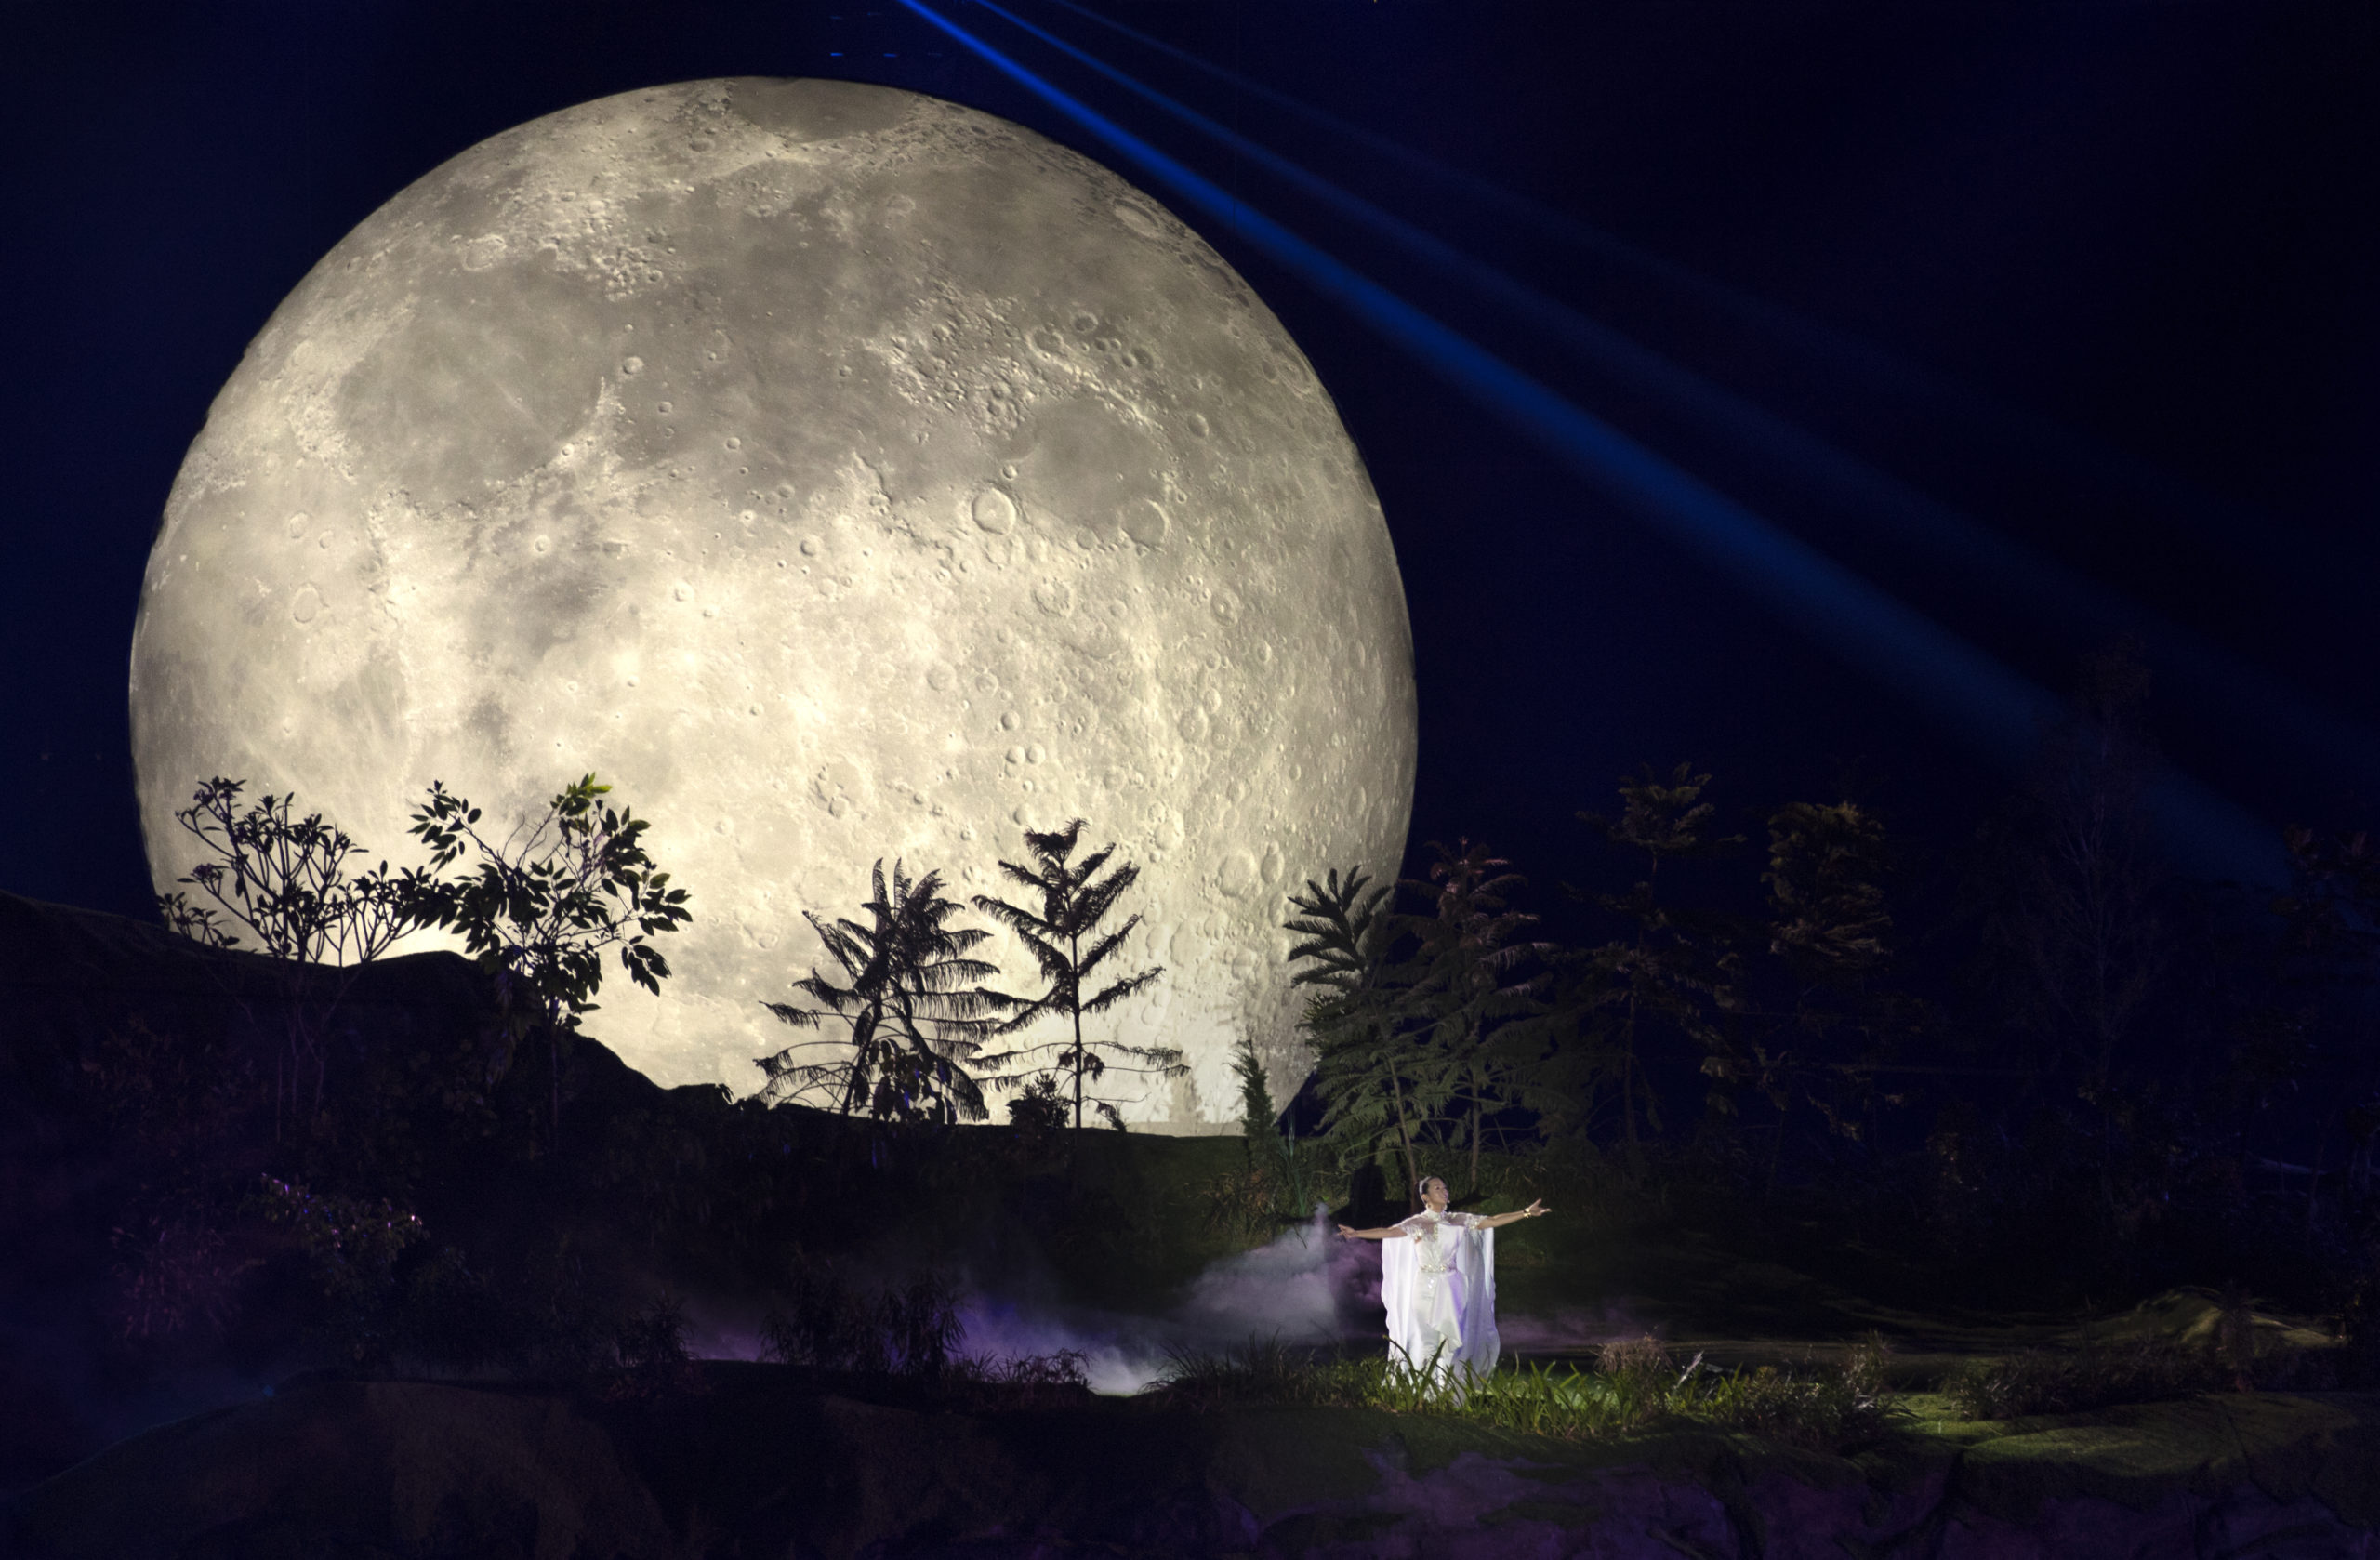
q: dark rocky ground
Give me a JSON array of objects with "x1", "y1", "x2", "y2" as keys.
[{"x1": 6, "y1": 1367, "x2": 2378, "y2": 1558}]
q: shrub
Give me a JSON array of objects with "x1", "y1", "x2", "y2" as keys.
[
  {"x1": 110, "y1": 1217, "x2": 252, "y2": 1343},
  {"x1": 1943, "y1": 1340, "x2": 2223, "y2": 1420},
  {"x1": 760, "y1": 1262, "x2": 961, "y2": 1378},
  {"x1": 392, "y1": 1248, "x2": 527, "y2": 1374},
  {"x1": 946, "y1": 1349, "x2": 1093, "y2": 1408},
  {"x1": 605, "y1": 1291, "x2": 699, "y2": 1399}
]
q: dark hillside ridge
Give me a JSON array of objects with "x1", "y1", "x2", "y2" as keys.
[
  {"x1": 0, "y1": 891, "x2": 1261, "y2": 1492},
  {"x1": 0, "y1": 887, "x2": 504, "y2": 1088}
]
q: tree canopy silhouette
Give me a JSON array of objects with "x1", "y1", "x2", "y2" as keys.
[
  {"x1": 972, "y1": 819, "x2": 1179, "y2": 1132},
  {"x1": 757, "y1": 858, "x2": 1012, "y2": 1124}
]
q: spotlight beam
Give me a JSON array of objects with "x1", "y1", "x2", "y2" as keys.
[
  {"x1": 895, "y1": 0, "x2": 2281, "y2": 883},
  {"x1": 1033, "y1": 0, "x2": 2278, "y2": 573},
  {"x1": 966, "y1": 0, "x2": 2380, "y2": 797}
]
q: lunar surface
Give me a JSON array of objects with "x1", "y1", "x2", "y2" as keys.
[{"x1": 130, "y1": 79, "x2": 1415, "y2": 1130}]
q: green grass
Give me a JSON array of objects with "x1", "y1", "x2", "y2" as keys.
[{"x1": 1149, "y1": 1331, "x2": 1903, "y2": 1452}]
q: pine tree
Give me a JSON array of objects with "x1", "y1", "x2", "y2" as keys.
[
  {"x1": 1230, "y1": 1033, "x2": 1278, "y2": 1161},
  {"x1": 973, "y1": 820, "x2": 1180, "y2": 1131}
]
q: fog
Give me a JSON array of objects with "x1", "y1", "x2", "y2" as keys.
[{"x1": 958, "y1": 1207, "x2": 1375, "y2": 1393}]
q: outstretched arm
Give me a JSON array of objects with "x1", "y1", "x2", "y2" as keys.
[
  {"x1": 1476, "y1": 1200, "x2": 1551, "y2": 1229},
  {"x1": 1336, "y1": 1223, "x2": 1410, "y2": 1241}
]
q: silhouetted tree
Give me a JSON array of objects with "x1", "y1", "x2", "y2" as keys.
[
  {"x1": 757, "y1": 859, "x2": 1012, "y2": 1123},
  {"x1": 1740, "y1": 800, "x2": 1915, "y2": 1185},
  {"x1": 2275, "y1": 824, "x2": 2380, "y2": 1204},
  {"x1": 1980, "y1": 644, "x2": 2168, "y2": 1094},
  {"x1": 1570, "y1": 763, "x2": 1743, "y2": 1167},
  {"x1": 407, "y1": 774, "x2": 691, "y2": 1144},
  {"x1": 973, "y1": 819, "x2": 1180, "y2": 1131},
  {"x1": 1287, "y1": 866, "x2": 1431, "y2": 1205},
  {"x1": 156, "y1": 776, "x2": 427, "y2": 1138},
  {"x1": 1230, "y1": 1033, "x2": 1277, "y2": 1161},
  {"x1": 1395, "y1": 840, "x2": 1554, "y2": 1193},
  {"x1": 1962, "y1": 641, "x2": 2179, "y2": 1246}
]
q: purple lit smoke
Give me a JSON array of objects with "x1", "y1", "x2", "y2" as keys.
[{"x1": 959, "y1": 1207, "x2": 1382, "y2": 1393}]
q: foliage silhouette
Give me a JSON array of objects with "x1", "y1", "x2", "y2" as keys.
[
  {"x1": 1394, "y1": 839, "x2": 1555, "y2": 1192},
  {"x1": 972, "y1": 819, "x2": 1180, "y2": 1132},
  {"x1": 406, "y1": 773, "x2": 691, "y2": 1144},
  {"x1": 157, "y1": 776, "x2": 430, "y2": 1137},
  {"x1": 756, "y1": 858, "x2": 1012, "y2": 1123},
  {"x1": 1692, "y1": 800, "x2": 1924, "y2": 1192},
  {"x1": 1570, "y1": 762, "x2": 1744, "y2": 1167},
  {"x1": 1286, "y1": 866, "x2": 1429, "y2": 1204},
  {"x1": 1230, "y1": 1032, "x2": 1277, "y2": 1159}
]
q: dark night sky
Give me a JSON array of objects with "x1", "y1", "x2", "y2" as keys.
[{"x1": 4, "y1": 0, "x2": 2375, "y2": 939}]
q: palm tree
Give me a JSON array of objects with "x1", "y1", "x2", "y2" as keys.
[
  {"x1": 757, "y1": 860, "x2": 1012, "y2": 1123},
  {"x1": 973, "y1": 819, "x2": 1180, "y2": 1131}
]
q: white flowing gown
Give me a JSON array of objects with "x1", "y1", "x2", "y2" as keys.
[{"x1": 1380, "y1": 1210, "x2": 1499, "y2": 1383}]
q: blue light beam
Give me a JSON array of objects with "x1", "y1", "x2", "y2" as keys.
[
  {"x1": 1035, "y1": 0, "x2": 2278, "y2": 572},
  {"x1": 971, "y1": 0, "x2": 2380, "y2": 800},
  {"x1": 893, "y1": 0, "x2": 2282, "y2": 883}
]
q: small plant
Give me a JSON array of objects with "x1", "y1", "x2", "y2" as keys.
[
  {"x1": 1231, "y1": 1033, "x2": 1277, "y2": 1157},
  {"x1": 1689, "y1": 1360, "x2": 1896, "y2": 1451},
  {"x1": 256, "y1": 1175, "x2": 426, "y2": 1309},
  {"x1": 762, "y1": 1260, "x2": 882, "y2": 1373},
  {"x1": 1589, "y1": 1333, "x2": 1680, "y2": 1431},
  {"x1": 1197, "y1": 1163, "x2": 1281, "y2": 1242},
  {"x1": 109, "y1": 1217, "x2": 254, "y2": 1343},
  {"x1": 879, "y1": 1271, "x2": 963, "y2": 1380},
  {"x1": 391, "y1": 1247, "x2": 525, "y2": 1374},
  {"x1": 253, "y1": 1174, "x2": 430, "y2": 1368},
  {"x1": 1006, "y1": 1072, "x2": 1071, "y2": 1169},
  {"x1": 1157, "y1": 1336, "x2": 1369, "y2": 1410}
]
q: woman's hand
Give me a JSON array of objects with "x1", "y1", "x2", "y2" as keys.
[
  {"x1": 1485, "y1": 1200, "x2": 1552, "y2": 1228},
  {"x1": 1337, "y1": 1223, "x2": 1356, "y2": 1240}
]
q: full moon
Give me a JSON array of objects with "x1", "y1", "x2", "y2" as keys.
[{"x1": 130, "y1": 79, "x2": 1415, "y2": 1130}]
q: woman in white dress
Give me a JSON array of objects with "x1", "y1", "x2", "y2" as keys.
[{"x1": 1339, "y1": 1176, "x2": 1550, "y2": 1388}]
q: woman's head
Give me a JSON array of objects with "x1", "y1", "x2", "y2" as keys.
[{"x1": 1419, "y1": 1176, "x2": 1449, "y2": 1209}]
